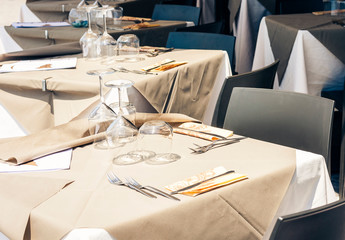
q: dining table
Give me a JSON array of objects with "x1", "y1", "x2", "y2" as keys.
[
  {"x1": 0, "y1": 49, "x2": 231, "y2": 134},
  {"x1": 0, "y1": 101, "x2": 338, "y2": 240},
  {"x1": 22, "y1": 0, "x2": 160, "y2": 22},
  {"x1": 252, "y1": 13, "x2": 345, "y2": 96},
  {"x1": 0, "y1": 18, "x2": 189, "y2": 55}
]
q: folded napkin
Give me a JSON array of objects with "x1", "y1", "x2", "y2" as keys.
[
  {"x1": 173, "y1": 122, "x2": 233, "y2": 141},
  {"x1": 165, "y1": 166, "x2": 248, "y2": 197},
  {"x1": 0, "y1": 111, "x2": 199, "y2": 165},
  {"x1": 120, "y1": 16, "x2": 152, "y2": 22},
  {"x1": 141, "y1": 59, "x2": 188, "y2": 72},
  {"x1": 123, "y1": 22, "x2": 160, "y2": 30},
  {"x1": 12, "y1": 22, "x2": 70, "y2": 28}
]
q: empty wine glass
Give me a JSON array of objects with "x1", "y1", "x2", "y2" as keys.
[
  {"x1": 96, "y1": 5, "x2": 117, "y2": 65},
  {"x1": 107, "y1": 6, "x2": 123, "y2": 31},
  {"x1": 116, "y1": 34, "x2": 145, "y2": 62},
  {"x1": 104, "y1": 79, "x2": 136, "y2": 124},
  {"x1": 87, "y1": 68, "x2": 117, "y2": 149},
  {"x1": 138, "y1": 120, "x2": 181, "y2": 165},
  {"x1": 79, "y1": 1, "x2": 99, "y2": 60}
]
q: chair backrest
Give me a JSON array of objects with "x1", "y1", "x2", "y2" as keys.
[
  {"x1": 152, "y1": 4, "x2": 201, "y2": 26},
  {"x1": 211, "y1": 60, "x2": 279, "y2": 128},
  {"x1": 176, "y1": 21, "x2": 224, "y2": 34},
  {"x1": 223, "y1": 88, "x2": 334, "y2": 170},
  {"x1": 166, "y1": 32, "x2": 236, "y2": 70},
  {"x1": 269, "y1": 199, "x2": 345, "y2": 240}
]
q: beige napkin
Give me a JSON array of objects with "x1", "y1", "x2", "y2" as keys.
[
  {"x1": 0, "y1": 110, "x2": 199, "y2": 165},
  {"x1": 165, "y1": 166, "x2": 248, "y2": 197},
  {"x1": 123, "y1": 22, "x2": 160, "y2": 30},
  {"x1": 173, "y1": 122, "x2": 233, "y2": 141}
]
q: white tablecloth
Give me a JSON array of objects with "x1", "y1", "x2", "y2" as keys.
[{"x1": 252, "y1": 17, "x2": 345, "y2": 95}]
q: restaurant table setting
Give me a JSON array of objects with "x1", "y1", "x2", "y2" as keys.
[
  {"x1": 0, "y1": 48, "x2": 231, "y2": 134},
  {"x1": 252, "y1": 13, "x2": 345, "y2": 95},
  {"x1": 0, "y1": 98, "x2": 338, "y2": 239}
]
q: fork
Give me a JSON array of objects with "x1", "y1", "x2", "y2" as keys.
[
  {"x1": 107, "y1": 171, "x2": 156, "y2": 198},
  {"x1": 127, "y1": 177, "x2": 180, "y2": 201},
  {"x1": 189, "y1": 137, "x2": 246, "y2": 154}
]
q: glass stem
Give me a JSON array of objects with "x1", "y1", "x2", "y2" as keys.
[
  {"x1": 103, "y1": 11, "x2": 108, "y2": 35},
  {"x1": 99, "y1": 75, "x2": 105, "y2": 103},
  {"x1": 87, "y1": 10, "x2": 92, "y2": 33},
  {"x1": 117, "y1": 87, "x2": 124, "y2": 115}
]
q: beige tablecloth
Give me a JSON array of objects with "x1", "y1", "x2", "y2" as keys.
[
  {"x1": 0, "y1": 50, "x2": 229, "y2": 133},
  {"x1": 0, "y1": 132, "x2": 297, "y2": 240}
]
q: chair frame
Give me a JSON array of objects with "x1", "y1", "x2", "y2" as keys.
[
  {"x1": 269, "y1": 199, "x2": 345, "y2": 240},
  {"x1": 224, "y1": 88, "x2": 335, "y2": 172}
]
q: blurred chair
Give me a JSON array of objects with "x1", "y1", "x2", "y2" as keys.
[
  {"x1": 166, "y1": 32, "x2": 236, "y2": 70},
  {"x1": 152, "y1": 4, "x2": 201, "y2": 26},
  {"x1": 322, "y1": 77, "x2": 345, "y2": 198},
  {"x1": 211, "y1": 59, "x2": 279, "y2": 128},
  {"x1": 276, "y1": 0, "x2": 324, "y2": 14},
  {"x1": 223, "y1": 88, "x2": 334, "y2": 173},
  {"x1": 176, "y1": 21, "x2": 224, "y2": 34},
  {"x1": 269, "y1": 199, "x2": 345, "y2": 240},
  {"x1": 159, "y1": 0, "x2": 196, "y2": 5}
]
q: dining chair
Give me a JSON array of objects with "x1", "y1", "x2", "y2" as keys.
[
  {"x1": 211, "y1": 59, "x2": 279, "y2": 128},
  {"x1": 223, "y1": 88, "x2": 335, "y2": 173},
  {"x1": 151, "y1": 4, "x2": 201, "y2": 26},
  {"x1": 269, "y1": 199, "x2": 345, "y2": 240},
  {"x1": 176, "y1": 21, "x2": 224, "y2": 34},
  {"x1": 321, "y1": 77, "x2": 345, "y2": 198},
  {"x1": 166, "y1": 32, "x2": 236, "y2": 70}
]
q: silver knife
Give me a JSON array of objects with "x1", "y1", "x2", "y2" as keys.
[{"x1": 170, "y1": 170, "x2": 235, "y2": 195}]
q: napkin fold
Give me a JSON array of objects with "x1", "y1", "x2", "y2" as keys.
[
  {"x1": 173, "y1": 122, "x2": 233, "y2": 141},
  {"x1": 123, "y1": 22, "x2": 160, "y2": 30},
  {"x1": 165, "y1": 166, "x2": 248, "y2": 197},
  {"x1": 120, "y1": 16, "x2": 152, "y2": 22},
  {"x1": 0, "y1": 110, "x2": 199, "y2": 165}
]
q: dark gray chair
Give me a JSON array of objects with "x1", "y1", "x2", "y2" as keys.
[
  {"x1": 322, "y1": 78, "x2": 345, "y2": 198},
  {"x1": 223, "y1": 88, "x2": 335, "y2": 172},
  {"x1": 152, "y1": 4, "x2": 201, "y2": 26},
  {"x1": 166, "y1": 32, "x2": 236, "y2": 71},
  {"x1": 211, "y1": 60, "x2": 279, "y2": 128},
  {"x1": 269, "y1": 199, "x2": 345, "y2": 240}
]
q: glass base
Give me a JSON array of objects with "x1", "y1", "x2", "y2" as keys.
[
  {"x1": 113, "y1": 153, "x2": 143, "y2": 165},
  {"x1": 145, "y1": 153, "x2": 181, "y2": 165},
  {"x1": 115, "y1": 56, "x2": 145, "y2": 63}
]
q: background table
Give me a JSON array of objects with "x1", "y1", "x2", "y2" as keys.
[
  {"x1": 0, "y1": 106, "x2": 337, "y2": 240},
  {"x1": 22, "y1": 0, "x2": 160, "y2": 22},
  {"x1": 0, "y1": 49, "x2": 230, "y2": 133},
  {"x1": 252, "y1": 14, "x2": 345, "y2": 96},
  {"x1": 0, "y1": 19, "x2": 187, "y2": 54}
]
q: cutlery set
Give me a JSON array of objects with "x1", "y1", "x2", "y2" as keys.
[
  {"x1": 189, "y1": 137, "x2": 247, "y2": 154},
  {"x1": 107, "y1": 171, "x2": 180, "y2": 201}
]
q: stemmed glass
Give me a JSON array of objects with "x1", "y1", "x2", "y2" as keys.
[
  {"x1": 105, "y1": 79, "x2": 145, "y2": 165},
  {"x1": 96, "y1": 5, "x2": 117, "y2": 65},
  {"x1": 79, "y1": 0, "x2": 99, "y2": 60},
  {"x1": 87, "y1": 68, "x2": 117, "y2": 149}
]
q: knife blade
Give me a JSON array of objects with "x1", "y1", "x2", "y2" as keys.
[{"x1": 170, "y1": 170, "x2": 235, "y2": 195}]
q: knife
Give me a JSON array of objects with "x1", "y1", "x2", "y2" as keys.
[{"x1": 170, "y1": 170, "x2": 235, "y2": 195}]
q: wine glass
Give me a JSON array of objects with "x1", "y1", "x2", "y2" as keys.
[
  {"x1": 96, "y1": 6, "x2": 117, "y2": 65},
  {"x1": 87, "y1": 68, "x2": 117, "y2": 149},
  {"x1": 104, "y1": 79, "x2": 136, "y2": 124},
  {"x1": 138, "y1": 120, "x2": 181, "y2": 165},
  {"x1": 79, "y1": 1, "x2": 99, "y2": 60},
  {"x1": 116, "y1": 34, "x2": 145, "y2": 62},
  {"x1": 105, "y1": 79, "x2": 144, "y2": 165}
]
